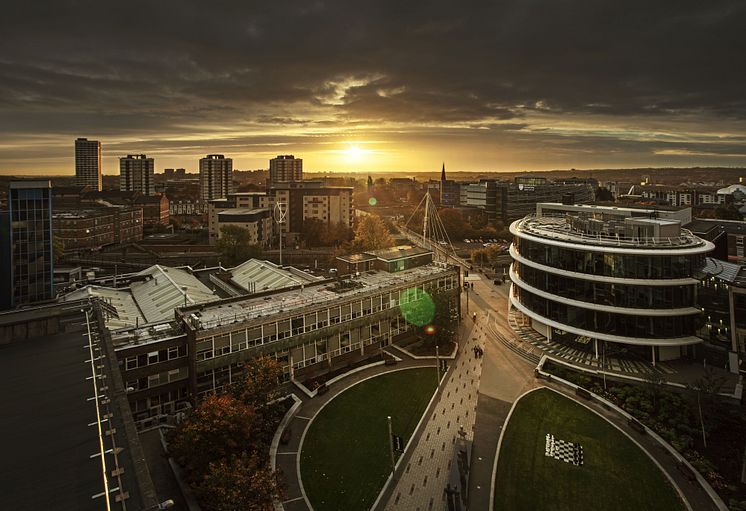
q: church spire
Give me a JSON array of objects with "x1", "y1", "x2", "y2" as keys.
[{"x1": 441, "y1": 162, "x2": 446, "y2": 181}]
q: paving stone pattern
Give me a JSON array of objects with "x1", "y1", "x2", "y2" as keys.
[{"x1": 385, "y1": 325, "x2": 485, "y2": 511}]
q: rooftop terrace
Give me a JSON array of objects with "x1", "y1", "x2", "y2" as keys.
[{"x1": 514, "y1": 214, "x2": 708, "y2": 249}]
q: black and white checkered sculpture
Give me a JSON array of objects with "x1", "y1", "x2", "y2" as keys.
[{"x1": 545, "y1": 434, "x2": 584, "y2": 466}]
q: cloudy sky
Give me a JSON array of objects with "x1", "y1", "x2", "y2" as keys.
[{"x1": 1, "y1": 0, "x2": 745, "y2": 175}]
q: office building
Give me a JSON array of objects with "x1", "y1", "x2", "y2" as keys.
[
  {"x1": 697, "y1": 258, "x2": 746, "y2": 373},
  {"x1": 75, "y1": 138, "x2": 102, "y2": 191},
  {"x1": 0, "y1": 181, "x2": 54, "y2": 309},
  {"x1": 103, "y1": 251, "x2": 459, "y2": 423},
  {"x1": 199, "y1": 154, "x2": 233, "y2": 200},
  {"x1": 120, "y1": 154, "x2": 155, "y2": 195},
  {"x1": 509, "y1": 203, "x2": 713, "y2": 363},
  {"x1": 269, "y1": 155, "x2": 303, "y2": 184}
]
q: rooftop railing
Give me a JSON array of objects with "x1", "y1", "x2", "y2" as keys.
[{"x1": 517, "y1": 215, "x2": 705, "y2": 248}]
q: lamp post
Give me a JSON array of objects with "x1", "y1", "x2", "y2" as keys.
[{"x1": 387, "y1": 416, "x2": 396, "y2": 476}]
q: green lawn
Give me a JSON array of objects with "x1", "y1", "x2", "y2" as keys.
[
  {"x1": 493, "y1": 388, "x2": 685, "y2": 511},
  {"x1": 300, "y1": 367, "x2": 437, "y2": 511}
]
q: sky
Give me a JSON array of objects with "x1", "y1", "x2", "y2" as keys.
[{"x1": 1, "y1": 0, "x2": 745, "y2": 175}]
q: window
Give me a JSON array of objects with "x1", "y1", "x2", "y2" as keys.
[
  {"x1": 125, "y1": 356, "x2": 137, "y2": 370},
  {"x1": 148, "y1": 351, "x2": 159, "y2": 365}
]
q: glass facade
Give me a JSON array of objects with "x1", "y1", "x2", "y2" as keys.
[
  {"x1": 8, "y1": 182, "x2": 54, "y2": 307},
  {"x1": 515, "y1": 237, "x2": 705, "y2": 279},
  {"x1": 514, "y1": 261, "x2": 697, "y2": 309},
  {"x1": 514, "y1": 286, "x2": 701, "y2": 339}
]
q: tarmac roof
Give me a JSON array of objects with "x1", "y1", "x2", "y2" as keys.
[{"x1": 0, "y1": 325, "x2": 150, "y2": 510}]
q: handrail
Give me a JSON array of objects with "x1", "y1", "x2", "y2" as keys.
[{"x1": 517, "y1": 215, "x2": 704, "y2": 248}]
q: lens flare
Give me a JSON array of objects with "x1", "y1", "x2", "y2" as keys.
[
  {"x1": 398, "y1": 288, "x2": 435, "y2": 327},
  {"x1": 425, "y1": 325, "x2": 436, "y2": 335},
  {"x1": 368, "y1": 197, "x2": 378, "y2": 206}
]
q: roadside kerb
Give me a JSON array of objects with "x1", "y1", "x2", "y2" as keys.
[
  {"x1": 536, "y1": 356, "x2": 728, "y2": 511},
  {"x1": 297, "y1": 366, "x2": 447, "y2": 511},
  {"x1": 488, "y1": 387, "x2": 542, "y2": 511}
]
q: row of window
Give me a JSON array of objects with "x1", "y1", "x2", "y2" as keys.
[
  {"x1": 195, "y1": 276, "x2": 457, "y2": 360},
  {"x1": 513, "y1": 262, "x2": 697, "y2": 309},
  {"x1": 196, "y1": 318, "x2": 395, "y2": 362},
  {"x1": 126, "y1": 366, "x2": 188, "y2": 392},
  {"x1": 124, "y1": 345, "x2": 187, "y2": 370},
  {"x1": 132, "y1": 386, "x2": 189, "y2": 415},
  {"x1": 515, "y1": 286, "x2": 702, "y2": 339},
  {"x1": 515, "y1": 237, "x2": 705, "y2": 279}
]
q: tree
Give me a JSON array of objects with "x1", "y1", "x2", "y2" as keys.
[
  {"x1": 197, "y1": 453, "x2": 280, "y2": 511},
  {"x1": 230, "y1": 355, "x2": 283, "y2": 408},
  {"x1": 53, "y1": 235, "x2": 65, "y2": 263},
  {"x1": 216, "y1": 225, "x2": 263, "y2": 266},
  {"x1": 439, "y1": 209, "x2": 465, "y2": 241},
  {"x1": 321, "y1": 221, "x2": 353, "y2": 247},
  {"x1": 300, "y1": 218, "x2": 325, "y2": 248},
  {"x1": 642, "y1": 370, "x2": 665, "y2": 411},
  {"x1": 352, "y1": 215, "x2": 395, "y2": 251},
  {"x1": 595, "y1": 187, "x2": 614, "y2": 202},
  {"x1": 169, "y1": 394, "x2": 256, "y2": 480},
  {"x1": 687, "y1": 368, "x2": 726, "y2": 449},
  {"x1": 715, "y1": 203, "x2": 742, "y2": 220}
]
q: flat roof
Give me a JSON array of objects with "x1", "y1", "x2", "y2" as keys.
[
  {"x1": 0, "y1": 324, "x2": 152, "y2": 509},
  {"x1": 686, "y1": 218, "x2": 746, "y2": 235},
  {"x1": 337, "y1": 253, "x2": 377, "y2": 263},
  {"x1": 539, "y1": 202, "x2": 688, "y2": 214},
  {"x1": 218, "y1": 207, "x2": 269, "y2": 216},
  {"x1": 188, "y1": 263, "x2": 453, "y2": 332},
  {"x1": 363, "y1": 245, "x2": 432, "y2": 261}
]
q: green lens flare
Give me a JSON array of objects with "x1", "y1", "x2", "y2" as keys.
[
  {"x1": 368, "y1": 197, "x2": 378, "y2": 206},
  {"x1": 399, "y1": 288, "x2": 435, "y2": 327}
]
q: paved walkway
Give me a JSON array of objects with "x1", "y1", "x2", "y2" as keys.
[{"x1": 383, "y1": 322, "x2": 483, "y2": 511}]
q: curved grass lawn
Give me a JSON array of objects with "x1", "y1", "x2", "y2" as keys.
[
  {"x1": 493, "y1": 388, "x2": 685, "y2": 511},
  {"x1": 300, "y1": 367, "x2": 437, "y2": 511}
]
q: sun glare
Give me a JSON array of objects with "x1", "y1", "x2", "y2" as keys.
[{"x1": 345, "y1": 145, "x2": 364, "y2": 160}]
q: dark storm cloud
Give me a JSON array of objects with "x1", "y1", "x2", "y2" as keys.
[{"x1": 1, "y1": 0, "x2": 745, "y2": 171}]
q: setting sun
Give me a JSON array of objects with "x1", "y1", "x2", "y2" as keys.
[{"x1": 344, "y1": 144, "x2": 365, "y2": 160}]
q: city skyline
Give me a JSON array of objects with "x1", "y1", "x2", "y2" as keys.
[{"x1": 1, "y1": 1, "x2": 746, "y2": 175}]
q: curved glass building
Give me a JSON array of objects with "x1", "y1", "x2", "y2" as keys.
[{"x1": 509, "y1": 203, "x2": 714, "y2": 363}]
